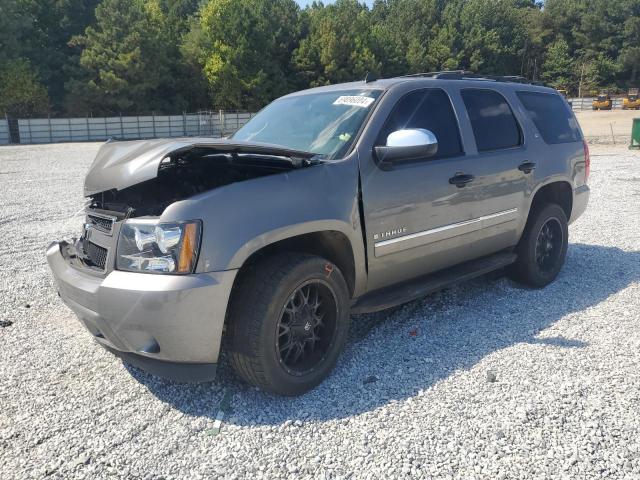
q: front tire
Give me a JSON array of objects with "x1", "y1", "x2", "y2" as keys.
[
  {"x1": 510, "y1": 203, "x2": 568, "y2": 288},
  {"x1": 226, "y1": 253, "x2": 350, "y2": 396}
]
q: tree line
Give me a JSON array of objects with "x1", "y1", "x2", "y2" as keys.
[{"x1": 1, "y1": 0, "x2": 639, "y2": 117}]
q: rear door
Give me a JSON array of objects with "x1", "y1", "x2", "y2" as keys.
[{"x1": 453, "y1": 87, "x2": 531, "y2": 258}]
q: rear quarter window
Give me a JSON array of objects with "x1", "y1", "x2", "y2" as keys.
[{"x1": 516, "y1": 91, "x2": 582, "y2": 144}]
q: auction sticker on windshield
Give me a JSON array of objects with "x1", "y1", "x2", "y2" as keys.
[{"x1": 333, "y1": 96, "x2": 376, "y2": 108}]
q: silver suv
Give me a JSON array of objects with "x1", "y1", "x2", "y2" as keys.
[{"x1": 47, "y1": 72, "x2": 590, "y2": 396}]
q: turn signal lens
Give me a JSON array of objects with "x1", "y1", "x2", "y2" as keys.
[{"x1": 177, "y1": 222, "x2": 199, "y2": 273}]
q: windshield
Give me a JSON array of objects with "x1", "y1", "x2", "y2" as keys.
[{"x1": 232, "y1": 89, "x2": 382, "y2": 159}]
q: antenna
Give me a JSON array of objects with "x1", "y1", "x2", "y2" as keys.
[{"x1": 364, "y1": 72, "x2": 377, "y2": 83}]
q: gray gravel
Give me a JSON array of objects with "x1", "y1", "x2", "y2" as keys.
[{"x1": 1, "y1": 142, "x2": 640, "y2": 479}]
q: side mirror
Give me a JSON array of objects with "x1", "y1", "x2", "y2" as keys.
[{"x1": 374, "y1": 129, "x2": 438, "y2": 166}]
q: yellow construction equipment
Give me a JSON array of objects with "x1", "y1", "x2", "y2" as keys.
[
  {"x1": 592, "y1": 92, "x2": 612, "y2": 110},
  {"x1": 623, "y1": 88, "x2": 640, "y2": 110}
]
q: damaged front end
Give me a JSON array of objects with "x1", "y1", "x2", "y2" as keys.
[
  {"x1": 71, "y1": 138, "x2": 320, "y2": 273},
  {"x1": 86, "y1": 139, "x2": 319, "y2": 218}
]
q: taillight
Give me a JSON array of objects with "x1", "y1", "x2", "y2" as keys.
[{"x1": 583, "y1": 139, "x2": 590, "y2": 183}]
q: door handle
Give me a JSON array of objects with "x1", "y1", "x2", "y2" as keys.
[
  {"x1": 449, "y1": 173, "x2": 475, "y2": 188},
  {"x1": 518, "y1": 161, "x2": 536, "y2": 174}
]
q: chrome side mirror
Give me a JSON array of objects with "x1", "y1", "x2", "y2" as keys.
[{"x1": 374, "y1": 128, "x2": 438, "y2": 166}]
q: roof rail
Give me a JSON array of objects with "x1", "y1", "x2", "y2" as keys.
[
  {"x1": 401, "y1": 70, "x2": 472, "y2": 79},
  {"x1": 398, "y1": 71, "x2": 546, "y2": 86}
]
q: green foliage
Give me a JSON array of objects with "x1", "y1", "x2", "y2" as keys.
[
  {"x1": 293, "y1": 0, "x2": 380, "y2": 86},
  {"x1": 0, "y1": 59, "x2": 49, "y2": 116},
  {"x1": 0, "y1": 0, "x2": 32, "y2": 64},
  {"x1": 183, "y1": 0, "x2": 301, "y2": 110},
  {"x1": 15, "y1": 0, "x2": 101, "y2": 112},
  {"x1": 620, "y1": 16, "x2": 640, "y2": 82},
  {"x1": 542, "y1": 39, "x2": 574, "y2": 90},
  {"x1": 458, "y1": 0, "x2": 529, "y2": 74},
  {"x1": 67, "y1": 0, "x2": 197, "y2": 115},
  {"x1": 3, "y1": 0, "x2": 640, "y2": 115}
]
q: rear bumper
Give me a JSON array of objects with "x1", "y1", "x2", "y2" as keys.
[
  {"x1": 47, "y1": 241, "x2": 237, "y2": 382},
  {"x1": 570, "y1": 184, "x2": 590, "y2": 224}
]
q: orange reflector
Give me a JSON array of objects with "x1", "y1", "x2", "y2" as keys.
[{"x1": 177, "y1": 223, "x2": 198, "y2": 273}]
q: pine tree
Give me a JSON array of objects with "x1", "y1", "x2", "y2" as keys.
[
  {"x1": 0, "y1": 59, "x2": 49, "y2": 116},
  {"x1": 183, "y1": 0, "x2": 301, "y2": 110},
  {"x1": 293, "y1": 0, "x2": 380, "y2": 87},
  {"x1": 68, "y1": 0, "x2": 187, "y2": 114},
  {"x1": 542, "y1": 39, "x2": 574, "y2": 90}
]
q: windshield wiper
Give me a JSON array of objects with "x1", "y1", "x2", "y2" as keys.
[
  {"x1": 235, "y1": 153, "x2": 318, "y2": 168},
  {"x1": 199, "y1": 151, "x2": 322, "y2": 169}
]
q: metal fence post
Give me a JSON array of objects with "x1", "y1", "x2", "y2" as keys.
[
  {"x1": 219, "y1": 110, "x2": 224, "y2": 137},
  {"x1": 48, "y1": 115, "x2": 52, "y2": 143},
  {"x1": 6, "y1": 113, "x2": 20, "y2": 144},
  {"x1": 182, "y1": 112, "x2": 187, "y2": 136},
  {"x1": 152, "y1": 112, "x2": 156, "y2": 138},
  {"x1": 119, "y1": 114, "x2": 124, "y2": 139},
  {"x1": 86, "y1": 115, "x2": 90, "y2": 141}
]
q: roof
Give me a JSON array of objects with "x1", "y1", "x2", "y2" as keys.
[{"x1": 284, "y1": 71, "x2": 554, "y2": 98}]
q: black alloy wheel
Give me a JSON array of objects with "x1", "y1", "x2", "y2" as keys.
[
  {"x1": 509, "y1": 203, "x2": 569, "y2": 288},
  {"x1": 227, "y1": 253, "x2": 350, "y2": 396},
  {"x1": 534, "y1": 217, "x2": 563, "y2": 273},
  {"x1": 276, "y1": 280, "x2": 339, "y2": 376}
]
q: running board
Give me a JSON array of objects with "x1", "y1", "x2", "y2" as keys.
[{"x1": 351, "y1": 251, "x2": 517, "y2": 314}]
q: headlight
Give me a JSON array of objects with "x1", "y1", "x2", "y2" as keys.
[{"x1": 116, "y1": 221, "x2": 201, "y2": 274}]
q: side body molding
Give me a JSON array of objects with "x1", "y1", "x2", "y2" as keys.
[{"x1": 374, "y1": 208, "x2": 519, "y2": 257}]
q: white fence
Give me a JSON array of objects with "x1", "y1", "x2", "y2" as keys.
[
  {"x1": 569, "y1": 97, "x2": 624, "y2": 111},
  {"x1": 0, "y1": 119, "x2": 9, "y2": 145},
  {"x1": 8, "y1": 111, "x2": 256, "y2": 145},
  {"x1": 6, "y1": 98, "x2": 628, "y2": 144}
]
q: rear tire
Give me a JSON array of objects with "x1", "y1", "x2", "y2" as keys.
[
  {"x1": 509, "y1": 203, "x2": 568, "y2": 288},
  {"x1": 226, "y1": 253, "x2": 350, "y2": 396}
]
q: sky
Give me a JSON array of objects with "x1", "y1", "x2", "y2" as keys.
[{"x1": 296, "y1": 0, "x2": 375, "y2": 7}]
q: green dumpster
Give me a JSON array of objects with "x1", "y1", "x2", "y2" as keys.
[{"x1": 631, "y1": 118, "x2": 640, "y2": 149}]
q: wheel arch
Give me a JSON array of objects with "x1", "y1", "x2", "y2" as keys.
[
  {"x1": 229, "y1": 226, "x2": 362, "y2": 299},
  {"x1": 528, "y1": 180, "x2": 573, "y2": 221}
]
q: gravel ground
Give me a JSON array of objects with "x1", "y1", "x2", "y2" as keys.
[{"x1": 1, "y1": 142, "x2": 640, "y2": 479}]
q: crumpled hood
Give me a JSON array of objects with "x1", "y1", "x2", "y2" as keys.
[{"x1": 84, "y1": 137, "x2": 316, "y2": 196}]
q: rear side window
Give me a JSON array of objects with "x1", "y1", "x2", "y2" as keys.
[
  {"x1": 516, "y1": 91, "x2": 581, "y2": 144},
  {"x1": 461, "y1": 89, "x2": 522, "y2": 152},
  {"x1": 377, "y1": 88, "x2": 463, "y2": 159}
]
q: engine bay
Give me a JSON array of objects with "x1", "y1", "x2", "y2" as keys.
[{"x1": 87, "y1": 147, "x2": 316, "y2": 218}]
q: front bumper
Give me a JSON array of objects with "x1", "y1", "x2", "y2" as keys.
[{"x1": 47, "y1": 241, "x2": 237, "y2": 382}]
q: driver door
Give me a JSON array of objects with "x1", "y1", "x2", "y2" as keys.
[{"x1": 359, "y1": 88, "x2": 489, "y2": 292}]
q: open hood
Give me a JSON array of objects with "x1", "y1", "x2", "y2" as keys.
[{"x1": 84, "y1": 137, "x2": 317, "y2": 196}]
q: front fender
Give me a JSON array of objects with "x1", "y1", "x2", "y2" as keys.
[
  {"x1": 159, "y1": 155, "x2": 366, "y2": 292},
  {"x1": 226, "y1": 219, "x2": 358, "y2": 268}
]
